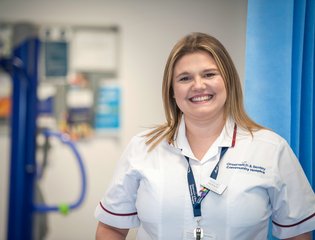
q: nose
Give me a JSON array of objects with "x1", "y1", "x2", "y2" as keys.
[{"x1": 192, "y1": 77, "x2": 206, "y2": 91}]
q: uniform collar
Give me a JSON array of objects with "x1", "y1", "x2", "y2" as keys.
[{"x1": 173, "y1": 115, "x2": 237, "y2": 162}]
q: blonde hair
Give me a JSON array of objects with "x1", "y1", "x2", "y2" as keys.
[{"x1": 145, "y1": 32, "x2": 262, "y2": 150}]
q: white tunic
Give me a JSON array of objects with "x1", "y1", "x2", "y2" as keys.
[{"x1": 95, "y1": 117, "x2": 315, "y2": 239}]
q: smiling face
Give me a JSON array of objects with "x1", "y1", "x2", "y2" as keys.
[{"x1": 172, "y1": 51, "x2": 227, "y2": 122}]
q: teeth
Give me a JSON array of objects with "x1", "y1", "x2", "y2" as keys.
[{"x1": 191, "y1": 95, "x2": 212, "y2": 102}]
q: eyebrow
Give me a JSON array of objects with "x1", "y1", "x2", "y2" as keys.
[
  {"x1": 174, "y1": 71, "x2": 190, "y2": 79},
  {"x1": 203, "y1": 68, "x2": 219, "y2": 72}
]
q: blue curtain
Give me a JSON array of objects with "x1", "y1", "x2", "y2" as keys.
[{"x1": 244, "y1": 0, "x2": 314, "y2": 239}]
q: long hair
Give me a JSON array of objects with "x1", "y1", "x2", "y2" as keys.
[{"x1": 145, "y1": 32, "x2": 262, "y2": 150}]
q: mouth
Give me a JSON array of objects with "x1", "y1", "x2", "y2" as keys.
[{"x1": 189, "y1": 94, "x2": 213, "y2": 103}]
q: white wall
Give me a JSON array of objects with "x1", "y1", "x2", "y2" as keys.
[{"x1": 0, "y1": 0, "x2": 248, "y2": 239}]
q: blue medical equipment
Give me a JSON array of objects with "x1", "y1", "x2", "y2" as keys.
[{"x1": 0, "y1": 22, "x2": 87, "y2": 240}]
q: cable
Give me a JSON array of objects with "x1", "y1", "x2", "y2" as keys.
[{"x1": 33, "y1": 130, "x2": 87, "y2": 214}]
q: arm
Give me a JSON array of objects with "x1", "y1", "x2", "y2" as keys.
[
  {"x1": 284, "y1": 232, "x2": 311, "y2": 240},
  {"x1": 95, "y1": 221, "x2": 129, "y2": 240}
]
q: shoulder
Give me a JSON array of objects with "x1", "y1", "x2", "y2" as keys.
[
  {"x1": 238, "y1": 128, "x2": 287, "y2": 145},
  {"x1": 125, "y1": 130, "x2": 150, "y2": 153},
  {"x1": 237, "y1": 127, "x2": 290, "y2": 152},
  {"x1": 252, "y1": 128, "x2": 287, "y2": 146},
  {"x1": 236, "y1": 128, "x2": 300, "y2": 175}
]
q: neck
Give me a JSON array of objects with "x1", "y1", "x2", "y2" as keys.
[
  {"x1": 185, "y1": 114, "x2": 226, "y2": 138},
  {"x1": 185, "y1": 114, "x2": 226, "y2": 160}
]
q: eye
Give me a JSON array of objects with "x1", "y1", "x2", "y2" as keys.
[
  {"x1": 204, "y1": 72, "x2": 217, "y2": 78},
  {"x1": 178, "y1": 75, "x2": 191, "y2": 82}
]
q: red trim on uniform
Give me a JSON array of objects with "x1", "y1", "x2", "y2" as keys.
[
  {"x1": 99, "y1": 202, "x2": 137, "y2": 216},
  {"x1": 272, "y1": 212, "x2": 315, "y2": 228},
  {"x1": 232, "y1": 124, "x2": 237, "y2": 147}
]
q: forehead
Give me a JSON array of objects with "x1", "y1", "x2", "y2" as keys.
[{"x1": 174, "y1": 51, "x2": 217, "y2": 72}]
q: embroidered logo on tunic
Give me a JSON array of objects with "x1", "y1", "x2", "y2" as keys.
[{"x1": 226, "y1": 161, "x2": 266, "y2": 174}]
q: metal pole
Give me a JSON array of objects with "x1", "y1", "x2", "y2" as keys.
[{"x1": 7, "y1": 22, "x2": 39, "y2": 240}]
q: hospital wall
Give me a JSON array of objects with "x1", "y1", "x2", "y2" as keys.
[{"x1": 0, "y1": 0, "x2": 248, "y2": 239}]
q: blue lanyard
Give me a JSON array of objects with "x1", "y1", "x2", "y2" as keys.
[{"x1": 185, "y1": 147, "x2": 228, "y2": 217}]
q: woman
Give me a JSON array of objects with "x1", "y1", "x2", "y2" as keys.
[{"x1": 95, "y1": 32, "x2": 315, "y2": 239}]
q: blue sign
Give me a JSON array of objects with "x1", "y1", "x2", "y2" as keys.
[{"x1": 95, "y1": 84, "x2": 121, "y2": 132}]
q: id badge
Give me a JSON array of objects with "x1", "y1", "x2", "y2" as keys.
[
  {"x1": 201, "y1": 178, "x2": 227, "y2": 195},
  {"x1": 183, "y1": 230, "x2": 216, "y2": 240}
]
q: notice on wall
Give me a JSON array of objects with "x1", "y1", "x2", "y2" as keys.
[
  {"x1": 71, "y1": 28, "x2": 118, "y2": 72},
  {"x1": 94, "y1": 82, "x2": 121, "y2": 135},
  {"x1": 45, "y1": 41, "x2": 68, "y2": 77}
]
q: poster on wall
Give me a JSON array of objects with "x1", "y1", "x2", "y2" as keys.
[
  {"x1": 44, "y1": 41, "x2": 68, "y2": 77},
  {"x1": 40, "y1": 26, "x2": 71, "y2": 80},
  {"x1": 71, "y1": 27, "x2": 118, "y2": 72},
  {"x1": 94, "y1": 81, "x2": 121, "y2": 135}
]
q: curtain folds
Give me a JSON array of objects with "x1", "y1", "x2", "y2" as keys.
[
  {"x1": 291, "y1": 0, "x2": 315, "y2": 186},
  {"x1": 245, "y1": 0, "x2": 314, "y2": 239}
]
